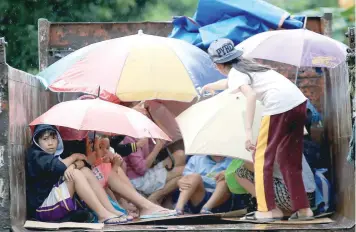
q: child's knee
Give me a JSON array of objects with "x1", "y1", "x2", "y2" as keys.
[
  {"x1": 178, "y1": 174, "x2": 201, "y2": 186},
  {"x1": 79, "y1": 167, "x2": 98, "y2": 180},
  {"x1": 71, "y1": 168, "x2": 84, "y2": 180},
  {"x1": 79, "y1": 167, "x2": 92, "y2": 175},
  {"x1": 189, "y1": 173, "x2": 203, "y2": 183}
]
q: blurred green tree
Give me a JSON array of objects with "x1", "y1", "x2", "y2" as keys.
[
  {"x1": 0, "y1": 0, "x2": 198, "y2": 73},
  {"x1": 267, "y1": 0, "x2": 354, "y2": 42},
  {"x1": 0, "y1": 0, "x2": 353, "y2": 73}
]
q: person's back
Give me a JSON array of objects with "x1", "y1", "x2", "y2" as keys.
[
  {"x1": 26, "y1": 125, "x2": 66, "y2": 219},
  {"x1": 228, "y1": 68, "x2": 306, "y2": 116}
]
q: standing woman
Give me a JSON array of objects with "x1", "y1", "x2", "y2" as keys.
[{"x1": 201, "y1": 38, "x2": 313, "y2": 222}]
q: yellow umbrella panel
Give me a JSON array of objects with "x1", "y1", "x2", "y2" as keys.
[{"x1": 117, "y1": 43, "x2": 198, "y2": 102}]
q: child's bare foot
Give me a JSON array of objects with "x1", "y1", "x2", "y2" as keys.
[
  {"x1": 119, "y1": 198, "x2": 138, "y2": 212},
  {"x1": 139, "y1": 205, "x2": 175, "y2": 217},
  {"x1": 288, "y1": 208, "x2": 314, "y2": 221},
  {"x1": 252, "y1": 208, "x2": 284, "y2": 220},
  {"x1": 128, "y1": 210, "x2": 139, "y2": 219},
  {"x1": 147, "y1": 195, "x2": 162, "y2": 205},
  {"x1": 297, "y1": 208, "x2": 313, "y2": 217}
]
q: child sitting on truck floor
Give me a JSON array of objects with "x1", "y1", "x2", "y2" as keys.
[
  {"x1": 174, "y1": 155, "x2": 246, "y2": 215},
  {"x1": 121, "y1": 135, "x2": 185, "y2": 206},
  {"x1": 26, "y1": 124, "x2": 128, "y2": 224},
  {"x1": 86, "y1": 135, "x2": 177, "y2": 219},
  {"x1": 234, "y1": 155, "x2": 316, "y2": 218}
]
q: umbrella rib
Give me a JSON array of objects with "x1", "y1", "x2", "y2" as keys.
[{"x1": 114, "y1": 39, "x2": 134, "y2": 98}]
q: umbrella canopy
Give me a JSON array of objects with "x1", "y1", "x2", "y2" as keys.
[
  {"x1": 176, "y1": 91, "x2": 263, "y2": 161},
  {"x1": 38, "y1": 30, "x2": 224, "y2": 103},
  {"x1": 236, "y1": 28, "x2": 348, "y2": 68},
  {"x1": 30, "y1": 98, "x2": 171, "y2": 141}
]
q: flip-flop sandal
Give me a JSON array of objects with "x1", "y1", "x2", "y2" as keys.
[
  {"x1": 288, "y1": 212, "x2": 315, "y2": 221},
  {"x1": 102, "y1": 215, "x2": 127, "y2": 225},
  {"x1": 140, "y1": 210, "x2": 177, "y2": 219},
  {"x1": 244, "y1": 212, "x2": 282, "y2": 223},
  {"x1": 175, "y1": 208, "x2": 184, "y2": 216},
  {"x1": 200, "y1": 207, "x2": 213, "y2": 214}
]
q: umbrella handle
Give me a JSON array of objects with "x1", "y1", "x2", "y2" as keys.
[
  {"x1": 303, "y1": 16, "x2": 308, "y2": 29},
  {"x1": 295, "y1": 17, "x2": 308, "y2": 85},
  {"x1": 144, "y1": 106, "x2": 158, "y2": 144},
  {"x1": 164, "y1": 148, "x2": 175, "y2": 171},
  {"x1": 97, "y1": 86, "x2": 101, "y2": 98},
  {"x1": 91, "y1": 131, "x2": 97, "y2": 151}
]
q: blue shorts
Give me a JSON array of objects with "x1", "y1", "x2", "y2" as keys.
[{"x1": 186, "y1": 191, "x2": 248, "y2": 214}]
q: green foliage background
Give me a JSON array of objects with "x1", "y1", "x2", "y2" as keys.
[{"x1": 0, "y1": 0, "x2": 353, "y2": 73}]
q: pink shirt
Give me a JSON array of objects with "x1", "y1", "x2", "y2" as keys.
[{"x1": 121, "y1": 136, "x2": 154, "y2": 179}]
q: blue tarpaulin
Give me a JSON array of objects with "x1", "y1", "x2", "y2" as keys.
[{"x1": 169, "y1": 0, "x2": 305, "y2": 50}]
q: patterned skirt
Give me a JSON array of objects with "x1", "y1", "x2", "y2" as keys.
[{"x1": 236, "y1": 166, "x2": 315, "y2": 211}]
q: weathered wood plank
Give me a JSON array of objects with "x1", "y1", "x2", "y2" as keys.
[{"x1": 7, "y1": 67, "x2": 52, "y2": 227}]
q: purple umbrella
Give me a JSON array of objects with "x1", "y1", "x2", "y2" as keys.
[{"x1": 236, "y1": 28, "x2": 348, "y2": 68}]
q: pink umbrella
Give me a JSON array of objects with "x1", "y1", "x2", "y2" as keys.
[{"x1": 29, "y1": 98, "x2": 171, "y2": 141}]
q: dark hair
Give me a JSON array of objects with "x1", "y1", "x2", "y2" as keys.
[
  {"x1": 223, "y1": 57, "x2": 271, "y2": 81},
  {"x1": 35, "y1": 130, "x2": 57, "y2": 143}
]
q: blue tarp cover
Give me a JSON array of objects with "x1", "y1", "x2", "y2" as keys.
[{"x1": 169, "y1": 0, "x2": 305, "y2": 49}]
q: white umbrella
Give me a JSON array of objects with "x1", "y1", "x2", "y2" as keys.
[
  {"x1": 176, "y1": 91, "x2": 263, "y2": 162},
  {"x1": 236, "y1": 28, "x2": 348, "y2": 68}
]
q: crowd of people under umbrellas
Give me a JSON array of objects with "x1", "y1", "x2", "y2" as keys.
[{"x1": 26, "y1": 39, "x2": 317, "y2": 225}]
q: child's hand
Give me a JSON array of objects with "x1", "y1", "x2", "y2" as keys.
[
  {"x1": 215, "y1": 171, "x2": 225, "y2": 182},
  {"x1": 245, "y1": 129, "x2": 256, "y2": 152},
  {"x1": 155, "y1": 139, "x2": 166, "y2": 147},
  {"x1": 112, "y1": 154, "x2": 123, "y2": 167},
  {"x1": 201, "y1": 84, "x2": 216, "y2": 95},
  {"x1": 64, "y1": 165, "x2": 76, "y2": 182},
  {"x1": 72, "y1": 153, "x2": 87, "y2": 161},
  {"x1": 179, "y1": 182, "x2": 191, "y2": 191}
]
